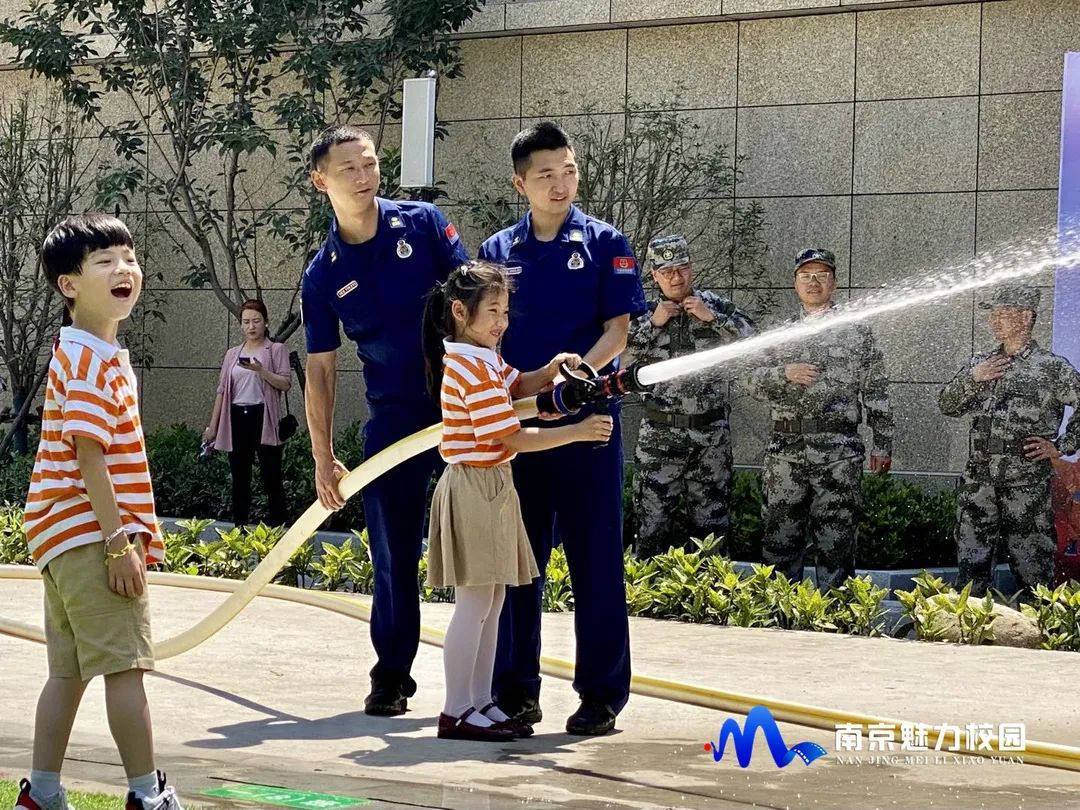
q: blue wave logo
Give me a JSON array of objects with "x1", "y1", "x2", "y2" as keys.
[{"x1": 705, "y1": 706, "x2": 828, "y2": 768}]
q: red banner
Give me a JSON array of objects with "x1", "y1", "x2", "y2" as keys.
[{"x1": 1050, "y1": 459, "x2": 1080, "y2": 584}]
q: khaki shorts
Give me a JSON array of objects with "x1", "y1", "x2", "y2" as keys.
[{"x1": 42, "y1": 542, "x2": 154, "y2": 680}]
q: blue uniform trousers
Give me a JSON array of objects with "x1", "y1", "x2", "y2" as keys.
[
  {"x1": 362, "y1": 409, "x2": 441, "y2": 691},
  {"x1": 493, "y1": 411, "x2": 631, "y2": 713}
]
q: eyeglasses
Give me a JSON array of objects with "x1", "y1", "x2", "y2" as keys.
[
  {"x1": 795, "y1": 271, "x2": 834, "y2": 283},
  {"x1": 654, "y1": 264, "x2": 689, "y2": 279}
]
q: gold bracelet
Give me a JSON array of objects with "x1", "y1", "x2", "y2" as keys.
[{"x1": 104, "y1": 542, "x2": 136, "y2": 564}]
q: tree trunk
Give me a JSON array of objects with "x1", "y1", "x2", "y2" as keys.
[
  {"x1": 10, "y1": 386, "x2": 28, "y2": 455},
  {"x1": 0, "y1": 363, "x2": 48, "y2": 458}
]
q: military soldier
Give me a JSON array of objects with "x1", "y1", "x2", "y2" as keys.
[
  {"x1": 746, "y1": 248, "x2": 893, "y2": 590},
  {"x1": 626, "y1": 234, "x2": 757, "y2": 557},
  {"x1": 939, "y1": 285, "x2": 1080, "y2": 599}
]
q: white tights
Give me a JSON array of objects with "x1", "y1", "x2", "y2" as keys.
[{"x1": 442, "y1": 584, "x2": 507, "y2": 727}]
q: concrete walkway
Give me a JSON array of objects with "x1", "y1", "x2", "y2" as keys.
[{"x1": 1, "y1": 578, "x2": 1078, "y2": 810}]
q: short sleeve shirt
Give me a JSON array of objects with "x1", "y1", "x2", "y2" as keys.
[
  {"x1": 24, "y1": 328, "x2": 164, "y2": 569},
  {"x1": 439, "y1": 340, "x2": 521, "y2": 467},
  {"x1": 479, "y1": 205, "x2": 646, "y2": 373}
]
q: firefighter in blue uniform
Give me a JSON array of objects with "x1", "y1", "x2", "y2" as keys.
[
  {"x1": 479, "y1": 121, "x2": 646, "y2": 736},
  {"x1": 301, "y1": 125, "x2": 469, "y2": 716}
]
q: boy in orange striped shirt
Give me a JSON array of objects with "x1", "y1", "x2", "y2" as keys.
[
  {"x1": 15, "y1": 214, "x2": 183, "y2": 810},
  {"x1": 421, "y1": 261, "x2": 612, "y2": 741}
]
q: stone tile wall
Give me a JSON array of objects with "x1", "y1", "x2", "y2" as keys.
[{"x1": 0, "y1": 0, "x2": 1076, "y2": 479}]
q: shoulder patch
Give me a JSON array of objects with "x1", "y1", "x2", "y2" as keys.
[
  {"x1": 445, "y1": 223, "x2": 459, "y2": 243},
  {"x1": 613, "y1": 256, "x2": 636, "y2": 274}
]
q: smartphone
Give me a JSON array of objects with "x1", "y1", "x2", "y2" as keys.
[{"x1": 238, "y1": 356, "x2": 252, "y2": 366}]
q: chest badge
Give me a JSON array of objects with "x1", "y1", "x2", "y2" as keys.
[
  {"x1": 396, "y1": 239, "x2": 413, "y2": 259},
  {"x1": 567, "y1": 251, "x2": 584, "y2": 270},
  {"x1": 330, "y1": 250, "x2": 337, "y2": 263},
  {"x1": 569, "y1": 229, "x2": 585, "y2": 243},
  {"x1": 389, "y1": 215, "x2": 404, "y2": 228},
  {"x1": 336, "y1": 279, "x2": 358, "y2": 298}
]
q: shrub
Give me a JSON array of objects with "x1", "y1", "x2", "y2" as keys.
[
  {"x1": 1, "y1": 509, "x2": 1075, "y2": 651},
  {"x1": 858, "y1": 474, "x2": 957, "y2": 569},
  {"x1": 895, "y1": 574, "x2": 998, "y2": 645},
  {"x1": 0, "y1": 503, "x2": 29, "y2": 565},
  {"x1": 146, "y1": 427, "x2": 232, "y2": 521},
  {"x1": 1023, "y1": 581, "x2": 1080, "y2": 652},
  {"x1": 161, "y1": 519, "x2": 315, "y2": 585},
  {"x1": 722, "y1": 470, "x2": 957, "y2": 569},
  {"x1": 0, "y1": 451, "x2": 34, "y2": 508},
  {"x1": 3, "y1": 429, "x2": 959, "y2": 569},
  {"x1": 146, "y1": 424, "x2": 366, "y2": 533},
  {"x1": 3, "y1": 423, "x2": 370, "y2": 533},
  {"x1": 728, "y1": 470, "x2": 766, "y2": 562},
  {"x1": 622, "y1": 535, "x2": 888, "y2": 635}
]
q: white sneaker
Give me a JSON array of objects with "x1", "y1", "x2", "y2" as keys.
[
  {"x1": 123, "y1": 773, "x2": 184, "y2": 810},
  {"x1": 14, "y1": 780, "x2": 76, "y2": 810}
]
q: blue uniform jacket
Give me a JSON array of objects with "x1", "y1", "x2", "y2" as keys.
[
  {"x1": 478, "y1": 205, "x2": 646, "y2": 375},
  {"x1": 301, "y1": 199, "x2": 469, "y2": 415}
]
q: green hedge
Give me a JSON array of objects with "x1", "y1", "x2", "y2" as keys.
[
  {"x1": 633, "y1": 468, "x2": 957, "y2": 570},
  {"x1": 1, "y1": 424, "x2": 367, "y2": 534},
  {"x1": 145, "y1": 423, "x2": 368, "y2": 533},
  {"x1": 3, "y1": 425, "x2": 955, "y2": 566},
  {"x1": 2, "y1": 510, "x2": 1075, "y2": 650}
]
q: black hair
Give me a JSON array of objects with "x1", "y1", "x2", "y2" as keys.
[
  {"x1": 511, "y1": 121, "x2": 572, "y2": 176},
  {"x1": 41, "y1": 213, "x2": 135, "y2": 313},
  {"x1": 422, "y1": 261, "x2": 515, "y2": 399},
  {"x1": 308, "y1": 124, "x2": 376, "y2": 171}
]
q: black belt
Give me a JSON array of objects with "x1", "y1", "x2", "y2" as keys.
[
  {"x1": 232, "y1": 403, "x2": 264, "y2": 414},
  {"x1": 645, "y1": 403, "x2": 727, "y2": 429},
  {"x1": 972, "y1": 436, "x2": 1029, "y2": 455},
  {"x1": 772, "y1": 418, "x2": 857, "y2": 436}
]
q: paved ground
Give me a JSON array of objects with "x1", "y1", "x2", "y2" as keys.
[{"x1": 1, "y1": 578, "x2": 1079, "y2": 810}]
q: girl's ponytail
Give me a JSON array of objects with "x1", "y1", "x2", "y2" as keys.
[
  {"x1": 422, "y1": 282, "x2": 451, "y2": 400},
  {"x1": 423, "y1": 261, "x2": 515, "y2": 400}
]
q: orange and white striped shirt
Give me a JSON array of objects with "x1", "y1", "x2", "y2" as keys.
[
  {"x1": 439, "y1": 340, "x2": 522, "y2": 467},
  {"x1": 24, "y1": 327, "x2": 164, "y2": 570}
]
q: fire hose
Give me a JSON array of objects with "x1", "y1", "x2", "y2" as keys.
[{"x1": 1, "y1": 365, "x2": 1078, "y2": 770}]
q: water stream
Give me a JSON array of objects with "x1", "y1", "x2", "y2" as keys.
[{"x1": 636, "y1": 231, "x2": 1080, "y2": 387}]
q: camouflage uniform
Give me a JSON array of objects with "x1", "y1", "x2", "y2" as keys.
[
  {"x1": 939, "y1": 286, "x2": 1080, "y2": 597},
  {"x1": 746, "y1": 280, "x2": 893, "y2": 590},
  {"x1": 627, "y1": 236, "x2": 757, "y2": 557}
]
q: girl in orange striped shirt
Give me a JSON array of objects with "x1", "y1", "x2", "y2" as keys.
[{"x1": 421, "y1": 261, "x2": 612, "y2": 742}]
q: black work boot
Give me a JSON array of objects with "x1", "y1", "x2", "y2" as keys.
[
  {"x1": 499, "y1": 690, "x2": 543, "y2": 725},
  {"x1": 565, "y1": 700, "x2": 616, "y2": 736},
  {"x1": 364, "y1": 679, "x2": 408, "y2": 716}
]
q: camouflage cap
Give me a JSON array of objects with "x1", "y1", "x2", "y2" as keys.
[
  {"x1": 794, "y1": 248, "x2": 837, "y2": 273},
  {"x1": 647, "y1": 234, "x2": 691, "y2": 271},
  {"x1": 980, "y1": 285, "x2": 1041, "y2": 311}
]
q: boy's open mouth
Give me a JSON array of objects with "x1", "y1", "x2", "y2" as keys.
[{"x1": 111, "y1": 282, "x2": 133, "y2": 299}]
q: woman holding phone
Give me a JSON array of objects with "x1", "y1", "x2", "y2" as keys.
[{"x1": 204, "y1": 299, "x2": 292, "y2": 528}]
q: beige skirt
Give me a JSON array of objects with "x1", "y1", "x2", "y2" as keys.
[{"x1": 426, "y1": 462, "x2": 540, "y2": 588}]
